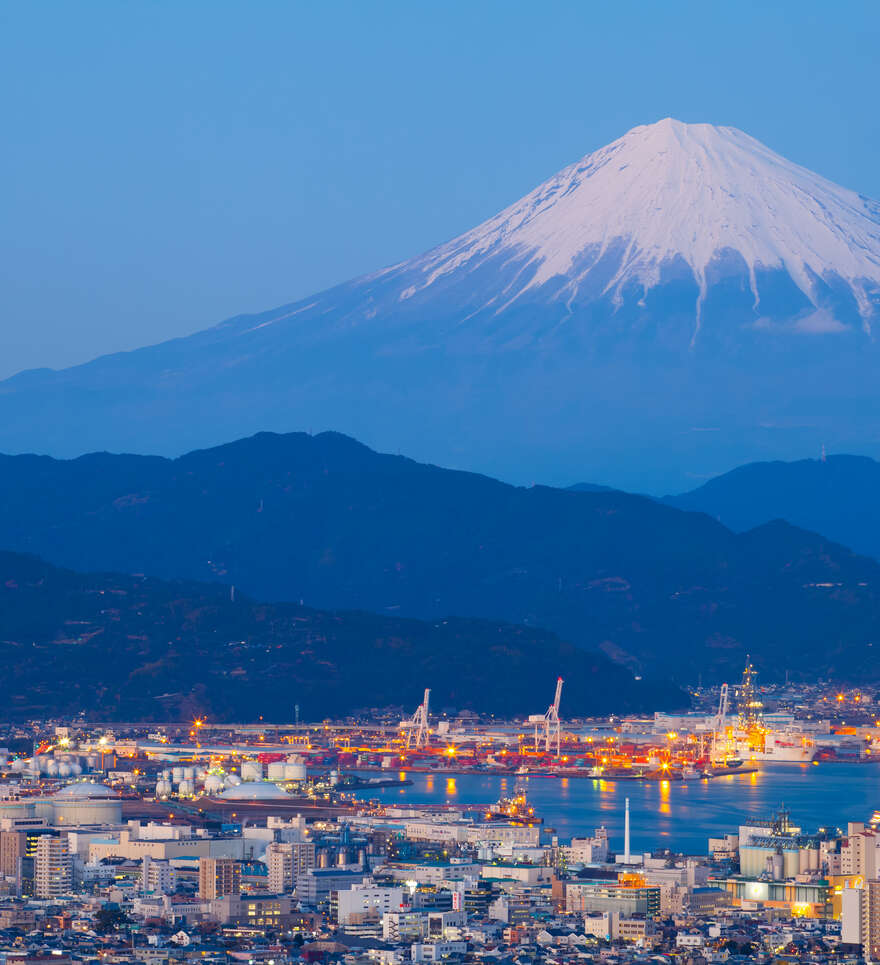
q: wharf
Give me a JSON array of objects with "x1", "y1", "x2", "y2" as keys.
[{"x1": 354, "y1": 764, "x2": 759, "y2": 782}]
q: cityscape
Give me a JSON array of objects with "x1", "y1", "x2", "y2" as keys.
[
  {"x1": 2, "y1": 665, "x2": 880, "y2": 962},
  {"x1": 3, "y1": 3, "x2": 880, "y2": 964}
]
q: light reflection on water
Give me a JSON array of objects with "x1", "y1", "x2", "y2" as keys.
[{"x1": 358, "y1": 765, "x2": 880, "y2": 853}]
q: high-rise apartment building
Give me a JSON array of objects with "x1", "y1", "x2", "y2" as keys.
[
  {"x1": 267, "y1": 840, "x2": 317, "y2": 894},
  {"x1": 0, "y1": 832, "x2": 28, "y2": 877},
  {"x1": 198, "y1": 857, "x2": 241, "y2": 899},
  {"x1": 34, "y1": 836, "x2": 72, "y2": 899}
]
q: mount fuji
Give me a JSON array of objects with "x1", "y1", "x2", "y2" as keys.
[{"x1": 3, "y1": 118, "x2": 880, "y2": 490}]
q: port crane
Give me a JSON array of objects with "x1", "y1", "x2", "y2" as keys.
[
  {"x1": 710, "y1": 683, "x2": 729, "y2": 763},
  {"x1": 401, "y1": 688, "x2": 431, "y2": 749},
  {"x1": 529, "y1": 677, "x2": 563, "y2": 756}
]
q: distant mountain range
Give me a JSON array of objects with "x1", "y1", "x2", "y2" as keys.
[
  {"x1": 1, "y1": 430, "x2": 879, "y2": 684},
  {"x1": 1, "y1": 118, "x2": 880, "y2": 491},
  {"x1": 665, "y1": 454, "x2": 880, "y2": 563},
  {"x1": 0, "y1": 550, "x2": 678, "y2": 721}
]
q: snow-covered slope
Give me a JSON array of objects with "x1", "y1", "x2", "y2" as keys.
[
  {"x1": 1, "y1": 118, "x2": 880, "y2": 491},
  {"x1": 399, "y1": 118, "x2": 880, "y2": 336}
]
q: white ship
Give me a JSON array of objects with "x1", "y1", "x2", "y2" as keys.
[{"x1": 736, "y1": 731, "x2": 815, "y2": 763}]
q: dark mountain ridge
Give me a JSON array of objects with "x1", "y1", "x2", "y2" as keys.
[
  {"x1": 665, "y1": 454, "x2": 880, "y2": 563},
  {"x1": 1, "y1": 431, "x2": 879, "y2": 682},
  {"x1": 0, "y1": 550, "x2": 677, "y2": 721}
]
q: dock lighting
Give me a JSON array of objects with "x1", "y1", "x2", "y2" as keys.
[
  {"x1": 666, "y1": 731, "x2": 677, "y2": 740},
  {"x1": 445, "y1": 746, "x2": 456, "y2": 757},
  {"x1": 837, "y1": 694, "x2": 845, "y2": 702}
]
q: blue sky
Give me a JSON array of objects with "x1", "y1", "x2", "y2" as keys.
[{"x1": 1, "y1": 0, "x2": 878, "y2": 379}]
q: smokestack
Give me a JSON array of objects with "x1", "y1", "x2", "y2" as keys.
[{"x1": 624, "y1": 797, "x2": 631, "y2": 864}]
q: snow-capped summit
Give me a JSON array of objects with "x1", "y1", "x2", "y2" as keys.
[
  {"x1": 401, "y1": 118, "x2": 880, "y2": 335},
  {"x1": 1, "y1": 118, "x2": 880, "y2": 490}
]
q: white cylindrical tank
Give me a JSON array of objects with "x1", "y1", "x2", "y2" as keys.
[
  {"x1": 69, "y1": 762, "x2": 82, "y2": 775},
  {"x1": 267, "y1": 762, "x2": 285, "y2": 780},
  {"x1": 183, "y1": 767, "x2": 195, "y2": 780},
  {"x1": 285, "y1": 762, "x2": 306, "y2": 781},
  {"x1": 204, "y1": 775, "x2": 225, "y2": 795},
  {"x1": 155, "y1": 780, "x2": 171, "y2": 798},
  {"x1": 57, "y1": 763, "x2": 71, "y2": 777},
  {"x1": 172, "y1": 767, "x2": 184, "y2": 783},
  {"x1": 45, "y1": 760, "x2": 59, "y2": 776},
  {"x1": 772, "y1": 852, "x2": 784, "y2": 880},
  {"x1": 86, "y1": 755, "x2": 98, "y2": 771},
  {"x1": 241, "y1": 762, "x2": 262, "y2": 782},
  {"x1": 178, "y1": 780, "x2": 195, "y2": 796},
  {"x1": 225, "y1": 774, "x2": 242, "y2": 787},
  {"x1": 329, "y1": 769, "x2": 340, "y2": 786}
]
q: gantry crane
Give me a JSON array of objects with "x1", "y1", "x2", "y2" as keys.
[
  {"x1": 528, "y1": 677, "x2": 563, "y2": 756},
  {"x1": 401, "y1": 688, "x2": 431, "y2": 749}
]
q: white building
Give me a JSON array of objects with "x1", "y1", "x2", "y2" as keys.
[
  {"x1": 35, "y1": 835, "x2": 72, "y2": 898},
  {"x1": 266, "y1": 840, "x2": 317, "y2": 894},
  {"x1": 337, "y1": 885, "x2": 406, "y2": 925}
]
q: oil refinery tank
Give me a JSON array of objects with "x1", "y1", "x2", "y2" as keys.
[
  {"x1": 57, "y1": 763, "x2": 71, "y2": 777},
  {"x1": 225, "y1": 774, "x2": 242, "y2": 787},
  {"x1": 52, "y1": 782, "x2": 122, "y2": 825},
  {"x1": 218, "y1": 782, "x2": 289, "y2": 801},
  {"x1": 285, "y1": 761, "x2": 306, "y2": 781},
  {"x1": 267, "y1": 762, "x2": 286, "y2": 780},
  {"x1": 183, "y1": 767, "x2": 195, "y2": 781},
  {"x1": 203, "y1": 775, "x2": 225, "y2": 795},
  {"x1": 172, "y1": 767, "x2": 184, "y2": 783},
  {"x1": 155, "y1": 780, "x2": 172, "y2": 798},
  {"x1": 178, "y1": 780, "x2": 195, "y2": 796},
  {"x1": 241, "y1": 762, "x2": 262, "y2": 782}
]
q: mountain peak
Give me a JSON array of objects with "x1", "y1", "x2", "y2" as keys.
[
  {"x1": 401, "y1": 119, "x2": 880, "y2": 336},
  {"x1": 1, "y1": 121, "x2": 880, "y2": 492}
]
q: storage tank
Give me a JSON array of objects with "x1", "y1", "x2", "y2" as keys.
[
  {"x1": 57, "y1": 763, "x2": 72, "y2": 777},
  {"x1": 155, "y1": 780, "x2": 171, "y2": 798},
  {"x1": 10, "y1": 759, "x2": 24, "y2": 773},
  {"x1": 329, "y1": 769, "x2": 340, "y2": 786},
  {"x1": 204, "y1": 775, "x2": 225, "y2": 795},
  {"x1": 172, "y1": 767, "x2": 184, "y2": 783},
  {"x1": 285, "y1": 761, "x2": 306, "y2": 781},
  {"x1": 45, "y1": 760, "x2": 59, "y2": 776},
  {"x1": 241, "y1": 762, "x2": 262, "y2": 782},
  {"x1": 69, "y1": 762, "x2": 82, "y2": 776},
  {"x1": 178, "y1": 780, "x2": 195, "y2": 796},
  {"x1": 267, "y1": 762, "x2": 286, "y2": 780},
  {"x1": 183, "y1": 767, "x2": 195, "y2": 781},
  {"x1": 86, "y1": 755, "x2": 98, "y2": 771},
  {"x1": 53, "y1": 782, "x2": 123, "y2": 824},
  {"x1": 772, "y1": 852, "x2": 784, "y2": 880},
  {"x1": 225, "y1": 774, "x2": 242, "y2": 787}
]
